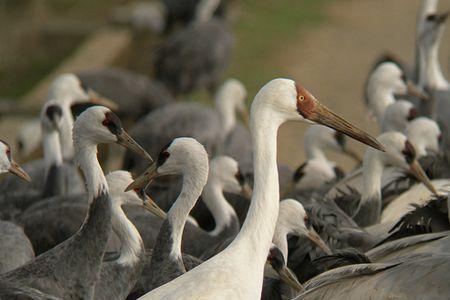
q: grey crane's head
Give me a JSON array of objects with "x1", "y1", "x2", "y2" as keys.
[
  {"x1": 40, "y1": 101, "x2": 63, "y2": 133},
  {"x1": 106, "y1": 170, "x2": 166, "y2": 219},
  {"x1": 406, "y1": 117, "x2": 441, "y2": 157},
  {"x1": 48, "y1": 73, "x2": 118, "y2": 110},
  {"x1": 126, "y1": 137, "x2": 209, "y2": 191},
  {"x1": 73, "y1": 106, "x2": 151, "y2": 161},
  {"x1": 304, "y1": 125, "x2": 362, "y2": 162},
  {"x1": 367, "y1": 62, "x2": 427, "y2": 103},
  {"x1": 208, "y1": 156, "x2": 252, "y2": 198},
  {"x1": 419, "y1": 11, "x2": 449, "y2": 48},
  {"x1": 277, "y1": 199, "x2": 331, "y2": 255},
  {"x1": 0, "y1": 140, "x2": 31, "y2": 182},
  {"x1": 366, "y1": 132, "x2": 438, "y2": 195},
  {"x1": 215, "y1": 78, "x2": 249, "y2": 128},
  {"x1": 380, "y1": 100, "x2": 417, "y2": 133},
  {"x1": 252, "y1": 79, "x2": 384, "y2": 151}
]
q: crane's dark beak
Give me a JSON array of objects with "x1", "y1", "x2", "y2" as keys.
[
  {"x1": 275, "y1": 264, "x2": 304, "y2": 292},
  {"x1": 437, "y1": 11, "x2": 449, "y2": 24},
  {"x1": 142, "y1": 194, "x2": 167, "y2": 219},
  {"x1": 116, "y1": 131, "x2": 153, "y2": 162},
  {"x1": 409, "y1": 160, "x2": 438, "y2": 196},
  {"x1": 306, "y1": 228, "x2": 332, "y2": 255},
  {"x1": 88, "y1": 89, "x2": 119, "y2": 111},
  {"x1": 298, "y1": 96, "x2": 385, "y2": 152},
  {"x1": 9, "y1": 160, "x2": 31, "y2": 182},
  {"x1": 406, "y1": 80, "x2": 429, "y2": 101},
  {"x1": 126, "y1": 162, "x2": 158, "y2": 191}
]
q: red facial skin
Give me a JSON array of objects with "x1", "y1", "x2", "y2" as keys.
[{"x1": 295, "y1": 83, "x2": 316, "y2": 119}]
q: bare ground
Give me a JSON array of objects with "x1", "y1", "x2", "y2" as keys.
[{"x1": 276, "y1": 0, "x2": 450, "y2": 170}]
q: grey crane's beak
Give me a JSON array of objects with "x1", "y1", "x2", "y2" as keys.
[
  {"x1": 342, "y1": 147, "x2": 363, "y2": 163},
  {"x1": 126, "y1": 162, "x2": 158, "y2": 191},
  {"x1": 239, "y1": 107, "x2": 250, "y2": 129},
  {"x1": 275, "y1": 264, "x2": 304, "y2": 292},
  {"x1": 241, "y1": 182, "x2": 253, "y2": 199},
  {"x1": 306, "y1": 228, "x2": 332, "y2": 255},
  {"x1": 142, "y1": 194, "x2": 167, "y2": 219},
  {"x1": 9, "y1": 160, "x2": 31, "y2": 182},
  {"x1": 298, "y1": 95, "x2": 385, "y2": 152},
  {"x1": 116, "y1": 131, "x2": 153, "y2": 162},
  {"x1": 406, "y1": 80, "x2": 429, "y2": 101},
  {"x1": 409, "y1": 160, "x2": 439, "y2": 196},
  {"x1": 436, "y1": 10, "x2": 449, "y2": 24},
  {"x1": 88, "y1": 89, "x2": 119, "y2": 111}
]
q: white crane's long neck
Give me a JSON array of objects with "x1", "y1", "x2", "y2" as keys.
[
  {"x1": 216, "y1": 95, "x2": 237, "y2": 137},
  {"x1": 74, "y1": 139, "x2": 108, "y2": 200},
  {"x1": 111, "y1": 201, "x2": 144, "y2": 265},
  {"x1": 230, "y1": 107, "x2": 281, "y2": 270},
  {"x1": 419, "y1": 36, "x2": 450, "y2": 91},
  {"x1": 168, "y1": 166, "x2": 208, "y2": 258},
  {"x1": 60, "y1": 102, "x2": 75, "y2": 160},
  {"x1": 202, "y1": 180, "x2": 237, "y2": 236},
  {"x1": 42, "y1": 129, "x2": 63, "y2": 173},
  {"x1": 370, "y1": 89, "x2": 396, "y2": 121},
  {"x1": 361, "y1": 151, "x2": 383, "y2": 203}
]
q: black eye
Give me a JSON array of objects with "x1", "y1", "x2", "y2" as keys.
[
  {"x1": 407, "y1": 108, "x2": 418, "y2": 121},
  {"x1": 46, "y1": 105, "x2": 63, "y2": 122},
  {"x1": 133, "y1": 188, "x2": 146, "y2": 199},
  {"x1": 427, "y1": 14, "x2": 437, "y2": 21},
  {"x1": 235, "y1": 169, "x2": 245, "y2": 186},
  {"x1": 292, "y1": 162, "x2": 307, "y2": 183},
  {"x1": 157, "y1": 150, "x2": 170, "y2": 166},
  {"x1": 400, "y1": 73, "x2": 407, "y2": 83},
  {"x1": 79, "y1": 80, "x2": 89, "y2": 93},
  {"x1": 402, "y1": 140, "x2": 416, "y2": 164},
  {"x1": 102, "y1": 112, "x2": 123, "y2": 135},
  {"x1": 267, "y1": 248, "x2": 284, "y2": 271},
  {"x1": 304, "y1": 216, "x2": 311, "y2": 229}
]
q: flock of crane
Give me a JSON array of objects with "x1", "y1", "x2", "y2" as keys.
[{"x1": 0, "y1": 0, "x2": 450, "y2": 299}]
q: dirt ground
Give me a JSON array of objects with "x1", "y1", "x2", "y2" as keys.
[{"x1": 276, "y1": 0, "x2": 450, "y2": 170}]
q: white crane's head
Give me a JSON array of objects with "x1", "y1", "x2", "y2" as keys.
[
  {"x1": 40, "y1": 100, "x2": 63, "y2": 134},
  {"x1": 304, "y1": 125, "x2": 362, "y2": 162},
  {"x1": 106, "y1": 170, "x2": 166, "y2": 218},
  {"x1": 126, "y1": 137, "x2": 208, "y2": 191},
  {"x1": 48, "y1": 73, "x2": 118, "y2": 109},
  {"x1": 406, "y1": 117, "x2": 441, "y2": 157},
  {"x1": 419, "y1": 11, "x2": 449, "y2": 48},
  {"x1": 381, "y1": 100, "x2": 417, "y2": 133},
  {"x1": 367, "y1": 132, "x2": 437, "y2": 195},
  {"x1": 0, "y1": 140, "x2": 31, "y2": 182},
  {"x1": 73, "y1": 106, "x2": 152, "y2": 161},
  {"x1": 252, "y1": 78, "x2": 384, "y2": 151},
  {"x1": 209, "y1": 156, "x2": 252, "y2": 198}
]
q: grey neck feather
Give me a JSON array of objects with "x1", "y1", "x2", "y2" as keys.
[
  {"x1": 167, "y1": 166, "x2": 208, "y2": 259},
  {"x1": 201, "y1": 180, "x2": 238, "y2": 236}
]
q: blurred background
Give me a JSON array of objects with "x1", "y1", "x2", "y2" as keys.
[{"x1": 0, "y1": 0, "x2": 449, "y2": 170}]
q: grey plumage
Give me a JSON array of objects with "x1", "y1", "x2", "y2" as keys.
[
  {"x1": 77, "y1": 68, "x2": 174, "y2": 121},
  {"x1": 155, "y1": 18, "x2": 233, "y2": 95},
  {"x1": 0, "y1": 192, "x2": 112, "y2": 299},
  {"x1": 0, "y1": 220, "x2": 34, "y2": 274},
  {"x1": 123, "y1": 103, "x2": 222, "y2": 173}
]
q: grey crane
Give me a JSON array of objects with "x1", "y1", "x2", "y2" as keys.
[{"x1": 0, "y1": 106, "x2": 150, "y2": 299}]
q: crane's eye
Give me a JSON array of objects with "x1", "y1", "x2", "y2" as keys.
[
  {"x1": 304, "y1": 216, "x2": 311, "y2": 229},
  {"x1": 102, "y1": 112, "x2": 122, "y2": 135},
  {"x1": 427, "y1": 14, "x2": 437, "y2": 21},
  {"x1": 235, "y1": 169, "x2": 245, "y2": 186}
]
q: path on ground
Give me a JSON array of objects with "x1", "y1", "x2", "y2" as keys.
[{"x1": 276, "y1": 0, "x2": 450, "y2": 170}]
